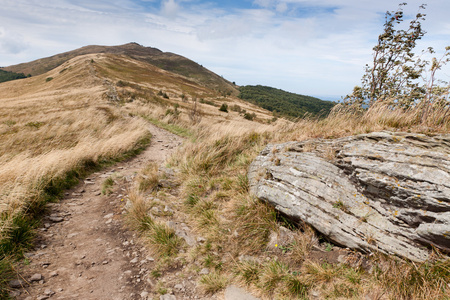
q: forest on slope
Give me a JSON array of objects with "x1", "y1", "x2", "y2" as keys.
[
  {"x1": 0, "y1": 69, "x2": 29, "y2": 83},
  {"x1": 238, "y1": 85, "x2": 335, "y2": 119}
]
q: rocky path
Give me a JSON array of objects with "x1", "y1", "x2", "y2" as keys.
[{"x1": 12, "y1": 124, "x2": 183, "y2": 300}]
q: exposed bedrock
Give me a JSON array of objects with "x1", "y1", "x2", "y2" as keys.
[{"x1": 248, "y1": 131, "x2": 450, "y2": 262}]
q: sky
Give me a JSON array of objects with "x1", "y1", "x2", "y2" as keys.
[{"x1": 1, "y1": 0, "x2": 450, "y2": 100}]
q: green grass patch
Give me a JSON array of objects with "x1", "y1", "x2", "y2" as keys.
[
  {"x1": 0, "y1": 213, "x2": 37, "y2": 257},
  {"x1": 199, "y1": 272, "x2": 228, "y2": 294},
  {"x1": 101, "y1": 176, "x2": 115, "y2": 195},
  {"x1": 142, "y1": 116, "x2": 193, "y2": 138},
  {"x1": 0, "y1": 257, "x2": 15, "y2": 299},
  {"x1": 232, "y1": 198, "x2": 278, "y2": 253},
  {"x1": 146, "y1": 222, "x2": 184, "y2": 257}
]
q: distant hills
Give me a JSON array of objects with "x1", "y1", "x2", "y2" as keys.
[
  {"x1": 1, "y1": 42, "x2": 238, "y2": 96},
  {"x1": 238, "y1": 85, "x2": 335, "y2": 119},
  {"x1": 1, "y1": 43, "x2": 335, "y2": 119}
]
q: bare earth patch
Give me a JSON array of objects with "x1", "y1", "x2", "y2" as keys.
[{"x1": 13, "y1": 124, "x2": 185, "y2": 300}]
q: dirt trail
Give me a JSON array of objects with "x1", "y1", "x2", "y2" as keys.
[{"x1": 14, "y1": 124, "x2": 183, "y2": 300}]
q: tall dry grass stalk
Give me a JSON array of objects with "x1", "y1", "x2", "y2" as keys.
[{"x1": 279, "y1": 102, "x2": 450, "y2": 143}]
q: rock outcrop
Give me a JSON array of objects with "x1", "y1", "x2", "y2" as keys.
[{"x1": 248, "y1": 131, "x2": 450, "y2": 262}]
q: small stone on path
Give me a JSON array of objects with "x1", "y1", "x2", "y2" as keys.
[
  {"x1": 44, "y1": 289, "x2": 55, "y2": 296},
  {"x1": 199, "y1": 268, "x2": 210, "y2": 275},
  {"x1": 130, "y1": 257, "x2": 139, "y2": 264},
  {"x1": 49, "y1": 216, "x2": 64, "y2": 223},
  {"x1": 225, "y1": 285, "x2": 260, "y2": 300},
  {"x1": 104, "y1": 213, "x2": 114, "y2": 219},
  {"x1": 30, "y1": 273, "x2": 43, "y2": 282},
  {"x1": 9, "y1": 279, "x2": 25, "y2": 288},
  {"x1": 49, "y1": 271, "x2": 58, "y2": 277}
]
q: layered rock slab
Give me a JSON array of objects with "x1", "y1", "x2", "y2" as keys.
[{"x1": 248, "y1": 131, "x2": 450, "y2": 262}]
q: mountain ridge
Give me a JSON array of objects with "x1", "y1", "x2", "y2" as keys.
[{"x1": 1, "y1": 42, "x2": 238, "y2": 96}]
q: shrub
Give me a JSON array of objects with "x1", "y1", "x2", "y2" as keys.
[
  {"x1": 231, "y1": 104, "x2": 242, "y2": 112},
  {"x1": 219, "y1": 103, "x2": 228, "y2": 113},
  {"x1": 244, "y1": 112, "x2": 256, "y2": 121}
]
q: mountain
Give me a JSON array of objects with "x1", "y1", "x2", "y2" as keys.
[
  {"x1": 238, "y1": 85, "x2": 335, "y2": 119},
  {"x1": 1, "y1": 43, "x2": 338, "y2": 121},
  {"x1": 1, "y1": 42, "x2": 238, "y2": 96}
]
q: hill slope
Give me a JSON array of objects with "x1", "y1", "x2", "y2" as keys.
[
  {"x1": 1, "y1": 42, "x2": 238, "y2": 96},
  {"x1": 239, "y1": 85, "x2": 335, "y2": 119}
]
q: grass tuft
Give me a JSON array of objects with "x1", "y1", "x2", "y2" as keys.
[
  {"x1": 146, "y1": 222, "x2": 184, "y2": 258},
  {"x1": 373, "y1": 255, "x2": 450, "y2": 300},
  {"x1": 284, "y1": 273, "x2": 310, "y2": 298},
  {"x1": 232, "y1": 197, "x2": 278, "y2": 254},
  {"x1": 0, "y1": 256, "x2": 15, "y2": 299},
  {"x1": 199, "y1": 272, "x2": 228, "y2": 294},
  {"x1": 101, "y1": 176, "x2": 115, "y2": 195},
  {"x1": 235, "y1": 260, "x2": 261, "y2": 285},
  {"x1": 137, "y1": 162, "x2": 160, "y2": 192},
  {"x1": 259, "y1": 260, "x2": 290, "y2": 293},
  {"x1": 304, "y1": 261, "x2": 337, "y2": 283},
  {"x1": 0, "y1": 213, "x2": 37, "y2": 257},
  {"x1": 126, "y1": 191, "x2": 154, "y2": 232}
]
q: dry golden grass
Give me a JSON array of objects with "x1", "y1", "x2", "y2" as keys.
[
  {"x1": 0, "y1": 54, "x2": 150, "y2": 249},
  {"x1": 6, "y1": 48, "x2": 446, "y2": 299},
  {"x1": 129, "y1": 98, "x2": 450, "y2": 299}
]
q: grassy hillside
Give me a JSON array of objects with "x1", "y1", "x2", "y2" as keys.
[
  {"x1": 0, "y1": 51, "x2": 274, "y2": 285},
  {"x1": 1, "y1": 47, "x2": 448, "y2": 299},
  {"x1": 1, "y1": 43, "x2": 238, "y2": 96},
  {"x1": 0, "y1": 55, "x2": 151, "y2": 297},
  {"x1": 125, "y1": 100, "x2": 450, "y2": 299},
  {"x1": 239, "y1": 85, "x2": 335, "y2": 119}
]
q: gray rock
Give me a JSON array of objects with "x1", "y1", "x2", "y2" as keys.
[
  {"x1": 238, "y1": 255, "x2": 261, "y2": 264},
  {"x1": 268, "y1": 226, "x2": 295, "y2": 250},
  {"x1": 160, "y1": 295, "x2": 176, "y2": 300},
  {"x1": 44, "y1": 289, "x2": 55, "y2": 296},
  {"x1": 49, "y1": 271, "x2": 58, "y2": 277},
  {"x1": 225, "y1": 285, "x2": 260, "y2": 300},
  {"x1": 140, "y1": 291, "x2": 149, "y2": 299},
  {"x1": 175, "y1": 229, "x2": 196, "y2": 247},
  {"x1": 48, "y1": 216, "x2": 64, "y2": 222},
  {"x1": 199, "y1": 268, "x2": 210, "y2": 275},
  {"x1": 248, "y1": 131, "x2": 450, "y2": 262},
  {"x1": 104, "y1": 213, "x2": 114, "y2": 219},
  {"x1": 9, "y1": 279, "x2": 25, "y2": 288},
  {"x1": 9, "y1": 290, "x2": 21, "y2": 297},
  {"x1": 30, "y1": 273, "x2": 43, "y2": 282},
  {"x1": 130, "y1": 257, "x2": 139, "y2": 264}
]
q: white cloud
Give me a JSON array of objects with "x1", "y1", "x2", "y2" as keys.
[
  {"x1": 161, "y1": 0, "x2": 179, "y2": 18},
  {"x1": 253, "y1": 0, "x2": 273, "y2": 8},
  {"x1": 276, "y1": 2, "x2": 288, "y2": 13},
  {"x1": 0, "y1": 0, "x2": 449, "y2": 97},
  {"x1": 0, "y1": 27, "x2": 28, "y2": 55}
]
